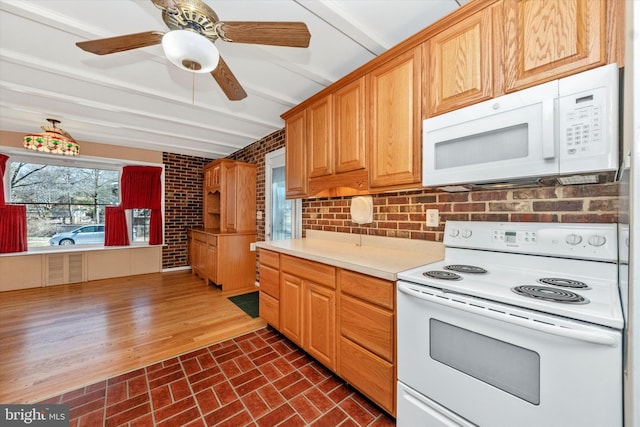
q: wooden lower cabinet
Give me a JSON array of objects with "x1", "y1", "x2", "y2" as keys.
[
  {"x1": 262, "y1": 252, "x2": 397, "y2": 417},
  {"x1": 340, "y1": 337, "x2": 395, "y2": 414},
  {"x1": 258, "y1": 249, "x2": 280, "y2": 328},
  {"x1": 338, "y1": 269, "x2": 396, "y2": 416},
  {"x1": 189, "y1": 229, "x2": 256, "y2": 292},
  {"x1": 279, "y1": 255, "x2": 337, "y2": 371},
  {"x1": 304, "y1": 281, "x2": 336, "y2": 369}
]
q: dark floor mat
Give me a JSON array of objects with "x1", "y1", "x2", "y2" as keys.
[{"x1": 228, "y1": 291, "x2": 259, "y2": 318}]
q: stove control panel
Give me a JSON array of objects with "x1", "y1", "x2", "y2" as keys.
[
  {"x1": 493, "y1": 230, "x2": 537, "y2": 245},
  {"x1": 444, "y1": 221, "x2": 618, "y2": 262}
]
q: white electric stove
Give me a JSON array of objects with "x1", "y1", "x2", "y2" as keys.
[{"x1": 396, "y1": 221, "x2": 624, "y2": 427}]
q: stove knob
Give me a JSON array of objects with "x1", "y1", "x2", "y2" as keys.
[
  {"x1": 461, "y1": 229, "x2": 472, "y2": 238},
  {"x1": 588, "y1": 235, "x2": 607, "y2": 247},
  {"x1": 565, "y1": 233, "x2": 582, "y2": 245},
  {"x1": 449, "y1": 228, "x2": 460, "y2": 237}
]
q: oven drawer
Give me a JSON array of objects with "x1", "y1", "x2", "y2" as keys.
[
  {"x1": 340, "y1": 337, "x2": 394, "y2": 415},
  {"x1": 397, "y1": 382, "x2": 476, "y2": 427}
]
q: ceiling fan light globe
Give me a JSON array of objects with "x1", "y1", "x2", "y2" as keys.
[{"x1": 161, "y1": 30, "x2": 219, "y2": 73}]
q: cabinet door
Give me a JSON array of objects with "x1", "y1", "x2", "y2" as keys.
[
  {"x1": 280, "y1": 272, "x2": 303, "y2": 345},
  {"x1": 369, "y1": 47, "x2": 422, "y2": 188},
  {"x1": 304, "y1": 281, "x2": 336, "y2": 370},
  {"x1": 427, "y1": 7, "x2": 495, "y2": 116},
  {"x1": 334, "y1": 78, "x2": 366, "y2": 173},
  {"x1": 307, "y1": 96, "x2": 333, "y2": 178},
  {"x1": 285, "y1": 110, "x2": 307, "y2": 198},
  {"x1": 504, "y1": 0, "x2": 606, "y2": 92},
  {"x1": 207, "y1": 245, "x2": 217, "y2": 284},
  {"x1": 223, "y1": 163, "x2": 237, "y2": 232}
]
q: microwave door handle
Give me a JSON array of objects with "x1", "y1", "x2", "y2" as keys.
[
  {"x1": 398, "y1": 283, "x2": 618, "y2": 347},
  {"x1": 542, "y1": 98, "x2": 556, "y2": 159}
]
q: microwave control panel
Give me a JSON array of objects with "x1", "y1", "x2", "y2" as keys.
[{"x1": 560, "y1": 87, "x2": 606, "y2": 157}]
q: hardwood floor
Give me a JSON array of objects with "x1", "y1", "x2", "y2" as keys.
[{"x1": 0, "y1": 270, "x2": 266, "y2": 404}]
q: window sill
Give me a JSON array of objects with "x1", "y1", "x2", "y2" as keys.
[{"x1": 0, "y1": 244, "x2": 165, "y2": 258}]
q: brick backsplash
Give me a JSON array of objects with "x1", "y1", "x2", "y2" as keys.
[
  {"x1": 303, "y1": 182, "x2": 623, "y2": 243},
  {"x1": 162, "y1": 128, "x2": 624, "y2": 269}
]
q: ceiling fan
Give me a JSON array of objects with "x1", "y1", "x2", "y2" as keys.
[{"x1": 76, "y1": 0, "x2": 311, "y2": 101}]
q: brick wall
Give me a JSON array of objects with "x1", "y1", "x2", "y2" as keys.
[
  {"x1": 162, "y1": 152, "x2": 212, "y2": 269},
  {"x1": 303, "y1": 182, "x2": 623, "y2": 242}
]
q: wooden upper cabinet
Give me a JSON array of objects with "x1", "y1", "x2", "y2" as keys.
[
  {"x1": 307, "y1": 96, "x2": 333, "y2": 178},
  {"x1": 203, "y1": 159, "x2": 255, "y2": 232},
  {"x1": 284, "y1": 110, "x2": 307, "y2": 198},
  {"x1": 222, "y1": 163, "x2": 237, "y2": 232},
  {"x1": 503, "y1": 0, "x2": 607, "y2": 92},
  {"x1": 334, "y1": 77, "x2": 366, "y2": 173},
  {"x1": 427, "y1": 6, "x2": 496, "y2": 116},
  {"x1": 368, "y1": 47, "x2": 422, "y2": 189}
]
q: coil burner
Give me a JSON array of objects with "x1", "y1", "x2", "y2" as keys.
[
  {"x1": 444, "y1": 265, "x2": 488, "y2": 274},
  {"x1": 538, "y1": 278, "x2": 589, "y2": 289},
  {"x1": 512, "y1": 285, "x2": 589, "y2": 304},
  {"x1": 423, "y1": 270, "x2": 462, "y2": 280}
]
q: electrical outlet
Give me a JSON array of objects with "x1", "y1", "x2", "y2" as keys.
[
  {"x1": 426, "y1": 209, "x2": 439, "y2": 227},
  {"x1": 249, "y1": 242, "x2": 256, "y2": 251}
]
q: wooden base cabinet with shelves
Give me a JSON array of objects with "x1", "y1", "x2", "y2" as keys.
[
  {"x1": 189, "y1": 230, "x2": 256, "y2": 293},
  {"x1": 257, "y1": 252, "x2": 397, "y2": 417}
]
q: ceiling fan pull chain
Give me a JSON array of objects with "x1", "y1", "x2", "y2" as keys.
[{"x1": 192, "y1": 65, "x2": 195, "y2": 105}]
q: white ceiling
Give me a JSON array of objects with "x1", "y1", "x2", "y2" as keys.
[{"x1": 0, "y1": 0, "x2": 465, "y2": 159}]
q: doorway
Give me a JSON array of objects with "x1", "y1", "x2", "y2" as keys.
[{"x1": 265, "y1": 148, "x2": 301, "y2": 241}]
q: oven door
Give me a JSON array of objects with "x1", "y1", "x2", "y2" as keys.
[{"x1": 397, "y1": 281, "x2": 622, "y2": 427}]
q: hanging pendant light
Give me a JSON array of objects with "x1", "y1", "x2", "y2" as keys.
[{"x1": 23, "y1": 118, "x2": 79, "y2": 156}]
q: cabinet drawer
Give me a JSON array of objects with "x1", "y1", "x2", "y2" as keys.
[
  {"x1": 340, "y1": 294, "x2": 393, "y2": 362},
  {"x1": 193, "y1": 231, "x2": 207, "y2": 244},
  {"x1": 207, "y1": 235, "x2": 217, "y2": 247},
  {"x1": 339, "y1": 269, "x2": 394, "y2": 309},
  {"x1": 259, "y1": 291, "x2": 279, "y2": 328},
  {"x1": 259, "y1": 249, "x2": 280, "y2": 269},
  {"x1": 281, "y1": 255, "x2": 335, "y2": 288},
  {"x1": 340, "y1": 337, "x2": 395, "y2": 415},
  {"x1": 259, "y1": 265, "x2": 279, "y2": 298}
]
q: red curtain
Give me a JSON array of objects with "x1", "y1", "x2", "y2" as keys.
[
  {"x1": 120, "y1": 166, "x2": 163, "y2": 245},
  {"x1": 104, "y1": 206, "x2": 129, "y2": 246},
  {"x1": 0, "y1": 204, "x2": 28, "y2": 253},
  {"x1": 0, "y1": 154, "x2": 28, "y2": 253}
]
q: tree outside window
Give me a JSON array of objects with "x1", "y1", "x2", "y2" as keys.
[{"x1": 9, "y1": 162, "x2": 120, "y2": 247}]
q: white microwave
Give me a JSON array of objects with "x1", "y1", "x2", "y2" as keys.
[{"x1": 422, "y1": 63, "x2": 620, "y2": 189}]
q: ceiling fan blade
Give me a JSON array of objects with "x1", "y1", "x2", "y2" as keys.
[
  {"x1": 216, "y1": 21, "x2": 311, "y2": 48},
  {"x1": 211, "y1": 56, "x2": 247, "y2": 101},
  {"x1": 76, "y1": 31, "x2": 164, "y2": 55}
]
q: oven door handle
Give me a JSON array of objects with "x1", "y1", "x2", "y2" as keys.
[{"x1": 398, "y1": 284, "x2": 619, "y2": 347}]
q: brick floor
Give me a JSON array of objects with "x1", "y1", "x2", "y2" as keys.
[{"x1": 38, "y1": 327, "x2": 396, "y2": 426}]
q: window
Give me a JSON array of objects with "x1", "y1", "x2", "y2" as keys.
[{"x1": 6, "y1": 154, "x2": 161, "y2": 249}]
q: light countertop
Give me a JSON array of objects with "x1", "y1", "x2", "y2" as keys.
[{"x1": 255, "y1": 230, "x2": 444, "y2": 281}]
